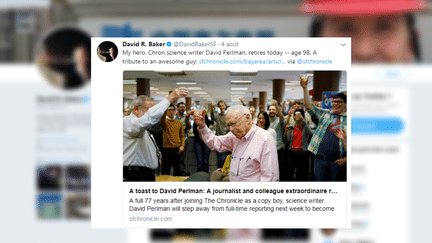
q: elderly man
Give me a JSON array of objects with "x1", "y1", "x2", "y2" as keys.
[
  {"x1": 123, "y1": 87, "x2": 188, "y2": 181},
  {"x1": 194, "y1": 105, "x2": 279, "y2": 182}
]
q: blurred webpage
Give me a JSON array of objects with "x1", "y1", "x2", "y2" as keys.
[
  {"x1": 1, "y1": 1, "x2": 431, "y2": 242},
  {"x1": 346, "y1": 66, "x2": 428, "y2": 243},
  {"x1": 91, "y1": 37, "x2": 351, "y2": 229},
  {"x1": 0, "y1": 65, "x2": 126, "y2": 243}
]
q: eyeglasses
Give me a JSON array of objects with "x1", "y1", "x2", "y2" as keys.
[
  {"x1": 332, "y1": 100, "x2": 345, "y2": 104},
  {"x1": 226, "y1": 114, "x2": 246, "y2": 128}
]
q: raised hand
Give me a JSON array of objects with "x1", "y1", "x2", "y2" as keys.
[
  {"x1": 193, "y1": 109, "x2": 207, "y2": 129},
  {"x1": 167, "y1": 87, "x2": 189, "y2": 103}
]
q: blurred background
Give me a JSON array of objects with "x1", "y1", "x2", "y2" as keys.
[
  {"x1": 2, "y1": 0, "x2": 432, "y2": 62},
  {"x1": 1, "y1": 0, "x2": 432, "y2": 242}
]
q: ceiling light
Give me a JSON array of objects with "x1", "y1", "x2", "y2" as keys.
[
  {"x1": 231, "y1": 80, "x2": 252, "y2": 85},
  {"x1": 229, "y1": 71, "x2": 258, "y2": 76},
  {"x1": 156, "y1": 71, "x2": 186, "y2": 76},
  {"x1": 231, "y1": 87, "x2": 248, "y2": 91},
  {"x1": 176, "y1": 81, "x2": 196, "y2": 85},
  {"x1": 123, "y1": 80, "x2": 136, "y2": 84},
  {"x1": 194, "y1": 92, "x2": 208, "y2": 95},
  {"x1": 187, "y1": 87, "x2": 202, "y2": 90}
]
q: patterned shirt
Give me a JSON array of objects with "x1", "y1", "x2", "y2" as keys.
[{"x1": 307, "y1": 105, "x2": 347, "y2": 158}]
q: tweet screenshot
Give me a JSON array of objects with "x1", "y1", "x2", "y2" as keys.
[{"x1": 91, "y1": 38, "x2": 351, "y2": 228}]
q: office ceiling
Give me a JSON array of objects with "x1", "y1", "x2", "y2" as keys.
[{"x1": 123, "y1": 70, "x2": 313, "y2": 106}]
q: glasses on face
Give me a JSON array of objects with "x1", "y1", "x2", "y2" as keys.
[
  {"x1": 227, "y1": 114, "x2": 246, "y2": 128},
  {"x1": 332, "y1": 100, "x2": 344, "y2": 104},
  {"x1": 167, "y1": 108, "x2": 175, "y2": 111}
]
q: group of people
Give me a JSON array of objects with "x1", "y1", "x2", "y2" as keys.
[
  {"x1": 122, "y1": 80, "x2": 347, "y2": 183},
  {"x1": 192, "y1": 77, "x2": 347, "y2": 182}
]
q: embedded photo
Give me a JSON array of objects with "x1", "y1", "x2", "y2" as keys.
[{"x1": 123, "y1": 70, "x2": 347, "y2": 183}]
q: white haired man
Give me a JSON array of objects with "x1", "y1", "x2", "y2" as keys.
[
  {"x1": 123, "y1": 87, "x2": 188, "y2": 181},
  {"x1": 193, "y1": 105, "x2": 279, "y2": 182}
]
